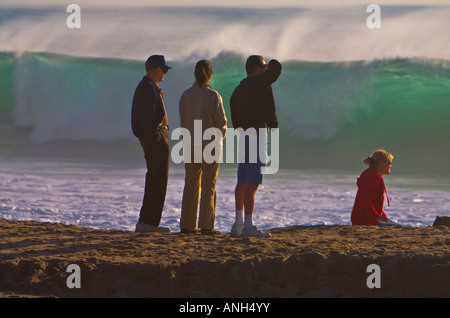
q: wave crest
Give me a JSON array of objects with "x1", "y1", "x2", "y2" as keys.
[{"x1": 1, "y1": 52, "x2": 449, "y2": 174}]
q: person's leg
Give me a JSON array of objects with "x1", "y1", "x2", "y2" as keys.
[
  {"x1": 139, "y1": 141, "x2": 151, "y2": 223},
  {"x1": 198, "y1": 161, "x2": 220, "y2": 231},
  {"x1": 240, "y1": 162, "x2": 269, "y2": 237},
  {"x1": 180, "y1": 162, "x2": 202, "y2": 232},
  {"x1": 149, "y1": 136, "x2": 170, "y2": 226},
  {"x1": 235, "y1": 182, "x2": 245, "y2": 213},
  {"x1": 239, "y1": 126, "x2": 270, "y2": 237},
  {"x1": 234, "y1": 162, "x2": 247, "y2": 223},
  {"x1": 243, "y1": 183, "x2": 259, "y2": 229},
  {"x1": 241, "y1": 182, "x2": 270, "y2": 237},
  {"x1": 235, "y1": 162, "x2": 247, "y2": 221},
  {"x1": 231, "y1": 164, "x2": 246, "y2": 236},
  {"x1": 138, "y1": 134, "x2": 170, "y2": 227}
]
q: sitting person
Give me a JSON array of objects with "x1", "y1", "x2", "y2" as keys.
[{"x1": 351, "y1": 149, "x2": 395, "y2": 226}]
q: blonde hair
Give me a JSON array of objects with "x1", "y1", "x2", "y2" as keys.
[{"x1": 363, "y1": 149, "x2": 394, "y2": 168}]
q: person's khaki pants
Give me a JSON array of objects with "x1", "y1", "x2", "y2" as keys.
[{"x1": 180, "y1": 158, "x2": 220, "y2": 231}]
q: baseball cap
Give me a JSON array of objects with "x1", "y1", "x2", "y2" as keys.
[{"x1": 145, "y1": 55, "x2": 172, "y2": 71}]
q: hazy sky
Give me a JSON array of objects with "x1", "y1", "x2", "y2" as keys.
[{"x1": 2, "y1": 0, "x2": 449, "y2": 7}]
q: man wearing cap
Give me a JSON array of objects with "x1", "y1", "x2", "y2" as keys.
[{"x1": 131, "y1": 55, "x2": 172, "y2": 233}]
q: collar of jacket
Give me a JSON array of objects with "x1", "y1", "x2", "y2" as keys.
[
  {"x1": 193, "y1": 81, "x2": 211, "y2": 89},
  {"x1": 143, "y1": 76, "x2": 161, "y2": 92}
]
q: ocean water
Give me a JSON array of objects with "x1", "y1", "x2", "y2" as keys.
[
  {"x1": 0, "y1": 5, "x2": 449, "y2": 231},
  {"x1": 1, "y1": 160, "x2": 449, "y2": 231}
]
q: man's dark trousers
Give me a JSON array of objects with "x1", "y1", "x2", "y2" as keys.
[{"x1": 138, "y1": 129, "x2": 170, "y2": 226}]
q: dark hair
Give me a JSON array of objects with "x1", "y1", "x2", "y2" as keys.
[
  {"x1": 246, "y1": 55, "x2": 265, "y2": 75},
  {"x1": 195, "y1": 60, "x2": 213, "y2": 88}
]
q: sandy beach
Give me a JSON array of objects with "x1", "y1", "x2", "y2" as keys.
[{"x1": 0, "y1": 218, "x2": 449, "y2": 298}]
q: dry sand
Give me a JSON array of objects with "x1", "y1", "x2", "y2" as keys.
[{"x1": 0, "y1": 219, "x2": 449, "y2": 298}]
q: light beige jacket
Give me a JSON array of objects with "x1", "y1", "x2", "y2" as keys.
[{"x1": 179, "y1": 82, "x2": 227, "y2": 148}]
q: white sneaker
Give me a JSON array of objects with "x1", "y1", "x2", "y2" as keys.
[
  {"x1": 136, "y1": 222, "x2": 171, "y2": 233},
  {"x1": 241, "y1": 226, "x2": 271, "y2": 238},
  {"x1": 230, "y1": 223, "x2": 244, "y2": 237}
]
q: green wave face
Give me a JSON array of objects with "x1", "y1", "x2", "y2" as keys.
[
  {"x1": 0, "y1": 53, "x2": 14, "y2": 115},
  {"x1": 278, "y1": 58, "x2": 450, "y2": 174},
  {"x1": 1, "y1": 52, "x2": 449, "y2": 175}
]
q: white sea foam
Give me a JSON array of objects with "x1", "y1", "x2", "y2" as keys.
[
  {"x1": 1, "y1": 160, "x2": 448, "y2": 231},
  {"x1": 0, "y1": 6, "x2": 449, "y2": 62}
]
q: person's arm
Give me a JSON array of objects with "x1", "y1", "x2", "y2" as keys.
[
  {"x1": 179, "y1": 91, "x2": 186, "y2": 129},
  {"x1": 265, "y1": 88, "x2": 278, "y2": 129},
  {"x1": 212, "y1": 93, "x2": 227, "y2": 139},
  {"x1": 254, "y1": 60, "x2": 281, "y2": 129},
  {"x1": 139, "y1": 86, "x2": 161, "y2": 140},
  {"x1": 253, "y1": 59, "x2": 282, "y2": 88},
  {"x1": 230, "y1": 89, "x2": 239, "y2": 129},
  {"x1": 360, "y1": 178, "x2": 387, "y2": 224}
]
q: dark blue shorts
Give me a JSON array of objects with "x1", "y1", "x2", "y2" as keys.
[
  {"x1": 237, "y1": 162, "x2": 264, "y2": 184},
  {"x1": 237, "y1": 127, "x2": 267, "y2": 184}
]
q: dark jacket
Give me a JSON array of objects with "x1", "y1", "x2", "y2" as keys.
[
  {"x1": 131, "y1": 76, "x2": 166, "y2": 140},
  {"x1": 230, "y1": 59, "x2": 282, "y2": 130}
]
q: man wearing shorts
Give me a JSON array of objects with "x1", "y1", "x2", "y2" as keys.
[{"x1": 229, "y1": 55, "x2": 282, "y2": 237}]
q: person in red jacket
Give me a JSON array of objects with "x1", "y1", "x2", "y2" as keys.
[{"x1": 351, "y1": 149, "x2": 394, "y2": 226}]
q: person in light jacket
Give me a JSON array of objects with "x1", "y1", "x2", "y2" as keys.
[{"x1": 179, "y1": 60, "x2": 227, "y2": 235}]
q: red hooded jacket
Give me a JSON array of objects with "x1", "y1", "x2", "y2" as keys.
[{"x1": 351, "y1": 168, "x2": 389, "y2": 225}]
